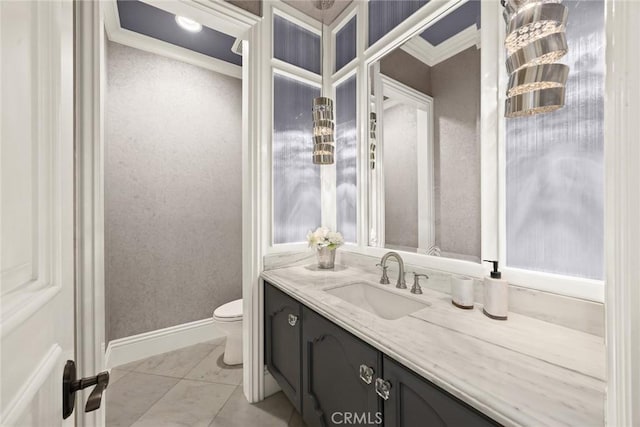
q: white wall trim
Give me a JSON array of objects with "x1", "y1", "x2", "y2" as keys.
[
  {"x1": 400, "y1": 24, "x2": 480, "y2": 67},
  {"x1": 604, "y1": 0, "x2": 640, "y2": 425},
  {"x1": 75, "y1": 2, "x2": 106, "y2": 425},
  {"x1": 243, "y1": 15, "x2": 266, "y2": 405},
  {"x1": 102, "y1": 0, "x2": 242, "y2": 79},
  {"x1": 380, "y1": 74, "x2": 433, "y2": 107},
  {"x1": 0, "y1": 345, "x2": 62, "y2": 426},
  {"x1": 105, "y1": 319, "x2": 224, "y2": 369},
  {"x1": 376, "y1": 74, "x2": 435, "y2": 252}
]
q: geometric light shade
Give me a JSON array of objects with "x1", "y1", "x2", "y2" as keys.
[
  {"x1": 504, "y1": 0, "x2": 570, "y2": 118},
  {"x1": 506, "y1": 63, "x2": 569, "y2": 97},
  {"x1": 312, "y1": 97, "x2": 335, "y2": 164},
  {"x1": 505, "y1": 86, "x2": 566, "y2": 118},
  {"x1": 504, "y1": 2, "x2": 568, "y2": 55}
]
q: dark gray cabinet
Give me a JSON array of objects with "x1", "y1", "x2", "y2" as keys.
[
  {"x1": 301, "y1": 306, "x2": 381, "y2": 427},
  {"x1": 382, "y1": 356, "x2": 499, "y2": 427},
  {"x1": 264, "y1": 283, "x2": 302, "y2": 412},
  {"x1": 264, "y1": 282, "x2": 500, "y2": 427}
]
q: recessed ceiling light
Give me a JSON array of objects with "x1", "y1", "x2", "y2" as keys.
[{"x1": 175, "y1": 15, "x2": 202, "y2": 33}]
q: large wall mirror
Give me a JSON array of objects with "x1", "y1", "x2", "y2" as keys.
[{"x1": 368, "y1": 1, "x2": 481, "y2": 263}]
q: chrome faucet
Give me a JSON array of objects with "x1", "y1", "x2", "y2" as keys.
[
  {"x1": 411, "y1": 273, "x2": 428, "y2": 294},
  {"x1": 379, "y1": 252, "x2": 407, "y2": 289}
]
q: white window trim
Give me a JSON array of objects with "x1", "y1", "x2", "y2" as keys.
[{"x1": 266, "y1": 3, "x2": 325, "y2": 252}]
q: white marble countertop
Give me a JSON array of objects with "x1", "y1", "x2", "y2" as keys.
[{"x1": 261, "y1": 264, "x2": 605, "y2": 427}]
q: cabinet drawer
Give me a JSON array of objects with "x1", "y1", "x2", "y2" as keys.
[{"x1": 264, "y1": 282, "x2": 302, "y2": 412}]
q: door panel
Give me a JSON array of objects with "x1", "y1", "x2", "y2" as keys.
[
  {"x1": 302, "y1": 307, "x2": 381, "y2": 427},
  {"x1": 383, "y1": 356, "x2": 499, "y2": 427},
  {"x1": 0, "y1": 0, "x2": 75, "y2": 425},
  {"x1": 264, "y1": 283, "x2": 302, "y2": 412}
]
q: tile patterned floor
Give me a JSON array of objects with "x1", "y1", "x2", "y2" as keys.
[{"x1": 106, "y1": 339, "x2": 306, "y2": 427}]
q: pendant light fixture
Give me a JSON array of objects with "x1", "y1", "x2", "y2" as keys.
[
  {"x1": 503, "y1": 0, "x2": 570, "y2": 118},
  {"x1": 369, "y1": 112, "x2": 377, "y2": 170},
  {"x1": 312, "y1": 0, "x2": 336, "y2": 164}
]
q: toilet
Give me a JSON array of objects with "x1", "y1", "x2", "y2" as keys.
[{"x1": 213, "y1": 299, "x2": 243, "y2": 365}]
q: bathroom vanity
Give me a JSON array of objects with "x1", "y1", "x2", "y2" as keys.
[
  {"x1": 262, "y1": 263, "x2": 605, "y2": 427},
  {"x1": 265, "y1": 282, "x2": 498, "y2": 426}
]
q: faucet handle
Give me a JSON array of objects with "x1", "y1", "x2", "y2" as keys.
[
  {"x1": 377, "y1": 263, "x2": 390, "y2": 285},
  {"x1": 411, "y1": 273, "x2": 428, "y2": 294}
]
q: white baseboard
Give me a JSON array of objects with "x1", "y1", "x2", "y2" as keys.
[{"x1": 105, "y1": 318, "x2": 225, "y2": 369}]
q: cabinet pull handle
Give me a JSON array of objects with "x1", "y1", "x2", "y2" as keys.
[
  {"x1": 287, "y1": 314, "x2": 298, "y2": 326},
  {"x1": 375, "y1": 378, "x2": 391, "y2": 400},
  {"x1": 359, "y1": 364, "x2": 375, "y2": 385}
]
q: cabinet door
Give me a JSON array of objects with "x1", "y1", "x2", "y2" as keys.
[
  {"x1": 265, "y1": 282, "x2": 302, "y2": 412},
  {"x1": 382, "y1": 356, "x2": 500, "y2": 427},
  {"x1": 302, "y1": 307, "x2": 381, "y2": 427}
]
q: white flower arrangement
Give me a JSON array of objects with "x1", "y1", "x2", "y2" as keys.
[{"x1": 306, "y1": 227, "x2": 344, "y2": 250}]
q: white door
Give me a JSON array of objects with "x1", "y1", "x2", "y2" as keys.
[{"x1": 1, "y1": 0, "x2": 77, "y2": 425}]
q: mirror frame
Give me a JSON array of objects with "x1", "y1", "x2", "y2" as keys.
[{"x1": 356, "y1": 0, "x2": 500, "y2": 278}]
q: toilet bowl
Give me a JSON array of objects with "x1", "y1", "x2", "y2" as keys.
[{"x1": 213, "y1": 299, "x2": 243, "y2": 365}]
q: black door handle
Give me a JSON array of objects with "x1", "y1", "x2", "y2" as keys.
[{"x1": 62, "y1": 360, "x2": 110, "y2": 419}]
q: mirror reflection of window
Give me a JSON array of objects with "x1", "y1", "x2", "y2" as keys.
[{"x1": 369, "y1": 1, "x2": 481, "y2": 263}]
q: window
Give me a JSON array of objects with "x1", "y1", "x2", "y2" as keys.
[
  {"x1": 504, "y1": 0, "x2": 605, "y2": 280},
  {"x1": 335, "y1": 16, "x2": 356, "y2": 72},
  {"x1": 368, "y1": 0, "x2": 428, "y2": 47},
  {"x1": 273, "y1": 14, "x2": 321, "y2": 74},
  {"x1": 272, "y1": 74, "x2": 322, "y2": 244}
]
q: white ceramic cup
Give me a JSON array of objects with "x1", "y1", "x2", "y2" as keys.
[{"x1": 451, "y1": 275, "x2": 475, "y2": 309}]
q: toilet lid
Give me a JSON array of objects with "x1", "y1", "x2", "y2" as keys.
[{"x1": 214, "y1": 299, "x2": 243, "y2": 320}]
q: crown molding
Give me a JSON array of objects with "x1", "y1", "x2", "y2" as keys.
[{"x1": 401, "y1": 24, "x2": 480, "y2": 67}]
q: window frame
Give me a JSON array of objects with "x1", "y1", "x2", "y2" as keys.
[{"x1": 266, "y1": 3, "x2": 324, "y2": 252}]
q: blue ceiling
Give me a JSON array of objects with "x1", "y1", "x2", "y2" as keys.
[
  {"x1": 419, "y1": 0, "x2": 481, "y2": 46},
  {"x1": 117, "y1": 0, "x2": 242, "y2": 66}
]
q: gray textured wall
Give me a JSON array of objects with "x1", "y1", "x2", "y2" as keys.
[
  {"x1": 105, "y1": 42, "x2": 242, "y2": 342},
  {"x1": 381, "y1": 48, "x2": 432, "y2": 96},
  {"x1": 383, "y1": 104, "x2": 419, "y2": 249},
  {"x1": 431, "y1": 47, "x2": 481, "y2": 261}
]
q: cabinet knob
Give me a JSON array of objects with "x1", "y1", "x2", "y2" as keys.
[
  {"x1": 359, "y1": 364, "x2": 375, "y2": 384},
  {"x1": 287, "y1": 314, "x2": 298, "y2": 326},
  {"x1": 375, "y1": 378, "x2": 391, "y2": 400}
]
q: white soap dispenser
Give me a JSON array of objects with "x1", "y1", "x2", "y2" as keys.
[{"x1": 482, "y1": 260, "x2": 508, "y2": 320}]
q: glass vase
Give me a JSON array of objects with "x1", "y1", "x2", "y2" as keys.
[{"x1": 316, "y1": 247, "x2": 336, "y2": 269}]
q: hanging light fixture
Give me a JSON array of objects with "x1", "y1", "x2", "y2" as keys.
[
  {"x1": 312, "y1": 0, "x2": 336, "y2": 164},
  {"x1": 312, "y1": 97, "x2": 335, "y2": 164},
  {"x1": 369, "y1": 112, "x2": 377, "y2": 170},
  {"x1": 503, "y1": 0, "x2": 570, "y2": 118}
]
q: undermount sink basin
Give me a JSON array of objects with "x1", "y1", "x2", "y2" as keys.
[{"x1": 325, "y1": 282, "x2": 429, "y2": 320}]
